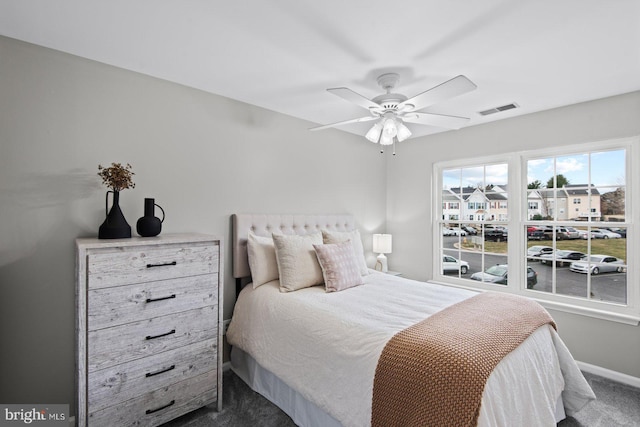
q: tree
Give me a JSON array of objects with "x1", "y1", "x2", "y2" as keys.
[
  {"x1": 528, "y1": 180, "x2": 541, "y2": 189},
  {"x1": 546, "y1": 174, "x2": 569, "y2": 188},
  {"x1": 601, "y1": 188, "x2": 625, "y2": 216}
]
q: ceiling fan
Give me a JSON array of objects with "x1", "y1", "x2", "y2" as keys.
[{"x1": 310, "y1": 73, "x2": 477, "y2": 150}]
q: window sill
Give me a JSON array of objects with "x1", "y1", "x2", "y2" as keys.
[{"x1": 427, "y1": 279, "x2": 640, "y2": 326}]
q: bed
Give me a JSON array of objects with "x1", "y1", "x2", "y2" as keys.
[{"x1": 226, "y1": 214, "x2": 595, "y2": 427}]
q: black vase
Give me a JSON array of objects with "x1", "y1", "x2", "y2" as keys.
[
  {"x1": 99, "y1": 191, "x2": 132, "y2": 239},
  {"x1": 136, "y1": 198, "x2": 165, "y2": 237}
]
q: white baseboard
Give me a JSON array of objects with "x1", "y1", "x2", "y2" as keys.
[
  {"x1": 69, "y1": 415, "x2": 75, "y2": 427},
  {"x1": 577, "y1": 361, "x2": 640, "y2": 389}
]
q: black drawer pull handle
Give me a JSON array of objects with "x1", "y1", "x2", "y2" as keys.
[
  {"x1": 146, "y1": 261, "x2": 177, "y2": 268},
  {"x1": 145, "y1": 400, "x2": 175, "y2": 415},
  {"x1": 145, "y1": 329, "x2": 176, "y2": 340},
  {"x1": 146, "y1": 294, "x2": 176, "y2": 303},
  {"x1": 145, "y1": 364, "x2": 176, "y2": 378}
]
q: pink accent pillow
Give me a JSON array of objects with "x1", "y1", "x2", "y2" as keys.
[
  {"x1": 322, "y1": 229, "x2": 369, "y2": 276},
  {"x1": 313, "y1": 241, "x2": 364, "y2": 292}
]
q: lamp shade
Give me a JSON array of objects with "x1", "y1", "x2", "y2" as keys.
[
  {"x1": 373, "y1": 234, "x2": 392, "y2": 254},
  {"x1": 396, "y1": 122, "x2": 412, "y2": 142},
  {"x1": 382, "y1": 117, "x2": 398, "y2": 138},
  {"x1": 379, "y1": 133, "x2": 394, "y2": 146},
  {"x1": 365, "y1": 122, "x2": 383, "y2": 142}
]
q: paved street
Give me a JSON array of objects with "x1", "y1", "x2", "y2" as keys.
[{"x1": 442, "y1": 236, "x2": 626, "y2": 304}]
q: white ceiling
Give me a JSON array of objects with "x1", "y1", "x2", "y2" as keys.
[{"x1": 1, "y1": 0, "x2": 639, "y2": 139}]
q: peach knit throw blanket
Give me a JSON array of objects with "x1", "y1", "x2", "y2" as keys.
[{"x1": 371, "y1": 292, "x2": 556, "y2": 427}]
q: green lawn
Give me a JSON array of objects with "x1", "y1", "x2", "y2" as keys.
[
  {"x1": 531, "y1": 239, "x2": 627, "y2": 261},
  {"x1": 463, "y1": 239, "x2": 627, "y2": 261}
]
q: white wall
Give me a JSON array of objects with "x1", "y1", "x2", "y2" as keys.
[
  {"x1": 387, "y1": 90, "x2": 640, "y2": 377},
  {"x1": 0, "y1": 36, "x2": 388, "y2": 409}
]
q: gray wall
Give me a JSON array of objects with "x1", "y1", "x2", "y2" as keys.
[
  {"x1": 387, "y1": 91, "x2": 640, "y2": 377},
  {"x1": 0, "y1": 36, "x2": 388, "y2": 408},
  {"x1": 2, "y1": 33, "x2": 638, "y2": 413}
]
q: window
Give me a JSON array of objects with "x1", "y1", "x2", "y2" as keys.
[
  {"x1": 525, "y1": 149, "x2": 627, "y2": 304},
  {"x1": 434, "y1": 138, "x2": 638, "y2": 324},
  {"x1": 440, "y1": 163, "x2": 509, "y2": 282}
]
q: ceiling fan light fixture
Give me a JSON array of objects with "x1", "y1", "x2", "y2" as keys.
[
  {"x1": 396, "y1": 122, "x2": 412, "y2": 142},
  {"x1": 365, "y1": 122, "x2": 383, "y2": 143},
  {"x1": 382, "y1": 115, "x2": 398, "y2": 138},
  {"x1": 380, "y1": 132, "x2": 394, "y2": 146}
]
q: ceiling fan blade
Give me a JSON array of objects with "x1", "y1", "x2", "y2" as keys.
[
  {"x1": 402, "y1": 112, "x2": 470, "y2": 129},
  {"x1": 399, "y1": 75, "x2": 477, "y2": 112},
  {"x1": 327, "y1": 87, "x2": 381, "y2": 111},
  {"x1": 309, "y1": 115, "x2": 378, "y2": 131}
]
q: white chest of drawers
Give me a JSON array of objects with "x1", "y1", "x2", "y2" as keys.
[{"x1": 76, "y1": 233, "x2": 223, "y2": 427}]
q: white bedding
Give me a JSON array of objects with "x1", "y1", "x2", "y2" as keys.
[{"x1": 227, "y1": 270, "x2": 595, "y2": 427}]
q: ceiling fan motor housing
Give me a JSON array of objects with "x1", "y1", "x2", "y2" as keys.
[{"x1": 372, "y1": 73, "x2": 410, "y2": 113}]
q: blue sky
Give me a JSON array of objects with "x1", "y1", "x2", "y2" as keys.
[
  {"x1": 527, "y1": 149, "x2": 625, "y2": 188},
  {"x1": 443, "y1": 163, "x2": 508, "y2": 190},
  {"x1": 443, "y1": 149, "x2": 625, "y2": 190}
]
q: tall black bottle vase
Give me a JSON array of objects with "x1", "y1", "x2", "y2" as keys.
[{"x1": 98, "y1": 190, "x2": 132, "y2": 239}]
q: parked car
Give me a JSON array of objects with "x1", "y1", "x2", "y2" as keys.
[
  {"x1": 470, "y1": 264, "x2": 537, "y2": 288},
  {"x1": 580, "y1": 229, "x2": 622, "y2": 239},
  {"x1": 527, "y1": 229, "x2": 548, "y2": 240},
  {"x1": 539, "y1": 250, "x2": 585, "y2": 267},
  {"x1": 589, "y1": 229, "x2": 622, "y2": 239},
  {"x1": 484, "y1": 229, "x2": 508, "y2": 242},
  {"x1": 554, "y1": 227, "x2": 581, "y2": 240},
  {"x1": 443, "y1": 227, "x2": 455, "y2": 236},
  {"x1": 449, "y1": 227, "x2": 467, "y2": 236},
  {"x1": 527, "y1": 245, "x2": 553, "y2": 260},
  {"x1": 577, "y1": 229, "x2": 589, "y2": 239},
  {"x1": 528, "y1": 226, "x2": 552, "y2": 240},
  {"x1": 569, "y1": 255, "x2": 625, "y2": 275},
  {"x1": 462, "y1": 226, "x2": 478, "y2": 235},
  {"x1": 603, "y1": 227, "x2": 627, "y2": 238},
  {"x1": 442, "y1": 255, "x2": 469, "y2": 274}
]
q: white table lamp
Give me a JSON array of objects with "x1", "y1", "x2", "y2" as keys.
[{"x1": 373, "y1": 234, "x2": 392, "y2": 272}]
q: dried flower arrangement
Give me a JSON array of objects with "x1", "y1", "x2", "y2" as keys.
[{"x1": 98, "y1": 163, "x2": 136, "y2": 192}]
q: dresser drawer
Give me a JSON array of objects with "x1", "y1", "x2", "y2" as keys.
[
  {"x1": 89, "y1": 339, "x2": 217, "y2": 413},
  {"x1": 87, "y1": 243, "x2": 219, "y2": 289},
  {"x1": 88, "y1": 274, "x2": 217, "y2": 330},
  {"x1": 88, "y1": 306, "x2": 217, "y2": 372},
  {"x1": 88, "y1": 370, "x2": 217, "y2": 427}
]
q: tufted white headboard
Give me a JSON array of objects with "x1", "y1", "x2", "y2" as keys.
[{"x1": 232, "y1": 214, "x2": 357, "y2": 279}]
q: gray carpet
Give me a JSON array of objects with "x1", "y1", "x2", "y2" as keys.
[
  {"x1": 558, "y1": 372, "x2": 640, "y2": 427},
  {"x1": 164, "y1": 370, "x2": 640, "y2": 427}
]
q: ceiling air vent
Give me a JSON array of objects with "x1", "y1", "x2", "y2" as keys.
[{"x1": 478, "y1": 103, "x2": 518, "y2": 116}]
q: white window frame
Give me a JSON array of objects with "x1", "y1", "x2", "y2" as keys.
[{"x1": 432, "y1": 137, "x2": 639, "y2": 325}]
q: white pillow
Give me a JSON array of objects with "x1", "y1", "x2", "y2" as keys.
[
  {"x1": 272, "y1": 232, "x2": 324, "y2": 292},
  {"x1": 247, "y1": 231, "x2": 279, "y2": 288},
  {"x1": 314, "y1": 241, "x2": 364, "y2": 292},
  {"x1": 321, "y1": 229, "x2": 369, "y2": 275}
]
